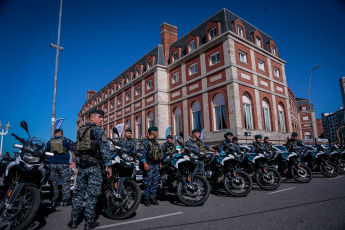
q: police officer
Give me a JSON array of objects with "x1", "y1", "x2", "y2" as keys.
[
  {"x1": 286, "y1": 132, "x2": 304, "y2": 152},
  {"x1": 116, "y1": 128, "x2": 137, "y2": 156},
  {"x1": 185, "y1": 129, "x2": 217, "y2": 174},
  {"x1": 218, "y1": 132, "x2": 234, "y2": 154},
  {"x1": 252, "y1": 135, "x2": 267, "y2": 153},
  {"x1": 232, "y1": 137, "x2": 241, "y2": 153},
  {"x1": 264, "y1": 136, "x2": 274, "y2": 152},
  {"x1": 161, "y1": 135, "x2": 177, "y2": 157},
  {"x1": 46, "y1": 129, "x2": 74, "y2": 208},
  {"x1": 68, "y1": 110, "x2": 112, "y2": 230},
  {"x1": 140, "y1": 126, "x2": 162, "y2": 207}
]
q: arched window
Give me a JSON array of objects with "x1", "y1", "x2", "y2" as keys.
[
  {"x1": 213, "y1": 94, "x2": 227, "y2": 130},
  {"x1": 148, "y1": 112, "x2": 154, "y2": 128},
  {"x1": 305, "y1": 131, "x2": 311, "y2": 139},
  {"x1": 243, "y1": 94, "x2": 253, "y2": 129},
  {"x1": 136, "y1": 117, "x2": 142, "y2": 139},
  {"x1": 262, "y1": 99, "x2": 271, "y2": 131},
  {"x1": 191, "y1": 101, "x2": 202, "y2": 130},
  {"x1": 278, "y1": 103, "x2": 286, "y2": 132},
  {"x1": 174, "y1": 107, "x2": 182, "y2": 136}
]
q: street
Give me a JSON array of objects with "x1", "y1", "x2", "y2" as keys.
[{"x1": 26, "y1": 173, "x2": 345, "y2": 230}]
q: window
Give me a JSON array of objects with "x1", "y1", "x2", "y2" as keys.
[
  {"x1": 191, "y1": 101, "x2": 202, "y2": 130},
  {"x1": 305, "y1": 131, "x2": 311, "y2": 139},
  {"x1": 111, "y1": 102, "x2": 114, "y2": 109},
  {"x1": 189, "y1": 63, "x2": 198, "y2": 76},
  {"x1": 256, "y1": 37, "x2": 261, "y2": 47},
  {"x1": 243, "y1": 94, "x2": 253, "y2": 129},
  {"x1": 147, "y1": 60, "x2": 152, "y2": 69},
  {"x1": 172, "y1": 72, "x2": 179, "y2": 83},
  {"x1": 126, "y1": 92, "x2": 130, "y2": 101},
  {"x1": 213, "y1": 94, "x2": 227, "y2": 130},
  {"x1": 136, "y1": 86, "x2": 141, "y2": 95},
  {"x1": 188, "y1": 40, "x2": 195, "y2": 52},
  {"x1": 148, "y1": 112, "x2": 154, "y2": 128},
  {"x1": 126, "y1": 120, "x2": 130, "y2": 129},
  {"x1": 210, "y1": 52, "x2": 220, "y2": 66},
  {"x1": 126, "y1": 75, "x2": 130, "y2": 83},
  {"x1": 136, "y1": 68, "x2": 140, "y2": 77},
  {"x1": 239, "y1": 51, "x2": 247, "y2": 63},
  {"x1": 136, "y1": 117, "x2": 142, "y2": 139},
  {"x1": 174, "y1": 107, "x2": 182, "y2": 136},
  {"x1": 118, "y1": 81, "x2": 122, "y2": 88},
  {"x1": 172, "y1": 51, "x2": 178, "y2": 62},
  {"x1": 118, "y1": 97, "x2": 122, "y2": 105},
  {"x1": 302, "y1": 106, "x2": 307, "y2": 111},
  {"x1": 274, "y1": 67, "x2": 280, "y2": 77},
  {"x1": 278, "y1": 103, "x2": 286, "y2": 132},
  {"x1": 147, "y1": 80, "x2": 153, "y2": 89},
  {"x1": 110, "y1": 125, "x2": 113, "y2": 139},
  {"x1": 209, "y1": 27, "x2": 217, "y2": 40},
  {"x1": 262, "y1": 99, "x2": 271, "y2": 131},
  {"x1": 111, "y1": 88, "x2": 114, "y2": 94},
  {"x1": 303, "y1": 116, "x2": 309, "y2": 121},
  {"x1": 258, "y1": 59, "x2": 265, "y2": 71},
  {"x1": 272, "y1": 46, "x2": 276, "y2": 55},
  {"x1": 237, "y1": 25, "x2": 244, "y2": 37},
  {"x1": 104, "y1": 106, "x2": 108, "y2": 113}
]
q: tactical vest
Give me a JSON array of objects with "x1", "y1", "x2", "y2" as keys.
[
  {"x1": 193, "y1": 139, "x2": 206, "y2": 158},
  {"x1": 164, "y1": 143, "x2": 176, "y2": 154},
  {"x1": 76, "y1": 124, "x2": 100, "y2": 159},
  {"x1": 264, "y1": 142, "x2": 273, "y2": 151},
  {"x1": 146, "y1": 138, "x2": 162, "y2": 161},
  {"x1": 50, "y1": 137, "x2": 68, "y2": 154},
  {"x1": 223, "y1": 140, "x2": 233, "y2": 153}
]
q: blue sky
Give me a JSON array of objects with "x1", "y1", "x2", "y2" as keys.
[{"x1": 0, "y1": 0, "x2": 344, "y2": 154}]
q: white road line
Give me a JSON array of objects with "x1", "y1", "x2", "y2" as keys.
[
  {"x1": 96, "y1": 212, "x2": 183, "y2": 229},
  {"x1": 268, "y1": 187, "x2": 296, "y2": 195},
  {"x1": 329, "y1": 175, "x2": 344, "y2": 180}
]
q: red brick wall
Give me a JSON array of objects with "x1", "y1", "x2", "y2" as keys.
[
  {"x1": 185, "y1": 55, "x2": 201, "y2": 81},
  {"x1": 207, "y1": 70, "x2": 226, "y2": 88},
  {"x1": 234, "y1": 41, "x2": 252, "y2": 70},
  {"x1": 205, "y1": 42, "x2": 224, "y2": 73}
]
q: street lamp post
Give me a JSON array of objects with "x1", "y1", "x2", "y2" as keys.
[
  {"x1": 0, "y1": 121, "x2": 11, "y2": 156},
  {"x1": 308, "y1": 64, "x2": 321, "y2": 146},
  {"x1": 50, "y1": 0, "x2": 64, "y2": 138}
]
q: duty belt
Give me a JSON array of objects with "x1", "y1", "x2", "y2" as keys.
[{"x1": 80, "y1": 154, "x2": 101, "y2": 166}]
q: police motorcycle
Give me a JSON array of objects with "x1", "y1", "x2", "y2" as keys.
[
  {"x1": 97, "y1": 127, "x2": 141, "y2": 220},
  {"x1": 158, "y1": 132, "x2": 211, "y2": 206},
  {"x1": 240, "y1": 145, "x2": 281, "y2": 190},
  {"x1": 0, "y1": 121, "x2": 53, "y2": 230},
  {"x1": 270, "y1": 146, "x2": 312, "y2": 183},
  {"x1": 300, "y1": 144, "x2": 339, "y2": 178},
  {"x1": 326, "y1": 143, "x2": 345, "y2": 174}
]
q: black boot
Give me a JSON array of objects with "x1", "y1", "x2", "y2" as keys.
[
  {"x1": 63, "y1": 198, "x2": 72, "y2": 207},
  {"x1": 84, "y1": 219, "x2": 100, "y2": 230},
  {"x1": 144, "y1": 199, "x2": 151, "y2": 207},
  {"x1": 67, "y1": 216, "x2": 78, "y2": 229},
  {"x1": 151, "y1": 198, "x2": 159, "y2": 205}
]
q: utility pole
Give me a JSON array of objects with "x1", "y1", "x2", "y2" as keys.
[
  {"x1": 50, "y1": 0, "x2": 64, "y2": 138},
  {"x1": 308, "y1": 64, "x2": 321, "y2": 146}
]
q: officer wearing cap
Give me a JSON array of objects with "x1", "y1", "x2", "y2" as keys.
[
  {"x1": 115, "y1": 128, "x2": 137, "y2": 156},
  {"x1": 232, "y1": 137, "x2": 240, "y2": 152},
  {"x1": 218, "y1": 132, "x2": 234, "y2": 154},
  {"x1": 185, "y1": 129, "x2": 217, "y2": 174},
  {"x1": 264, "y1": 136, "x2": 274, "y2": 152},
  {"x1": 68, "y1": 109, "x2": 113, "y2": 230},
  {"x1": 140, "y1": 126, "x2": 162, "y2": 207},
  {"x1": 161, "y1": 135, "x2": 183, "y2": 157},
  {"x1": 252, "y1": 135, "x2": 267, "y2": 154},
  {"x1": 46, "y1": 128, "x2": 75, "y2": 208},
  {"x1": 286, "y1": 132, "x2": 304, "y2": 152}
]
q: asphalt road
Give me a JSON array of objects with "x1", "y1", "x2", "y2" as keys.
[{"x1": 27, "y1": 173, "x2": 345, "y2": 230}]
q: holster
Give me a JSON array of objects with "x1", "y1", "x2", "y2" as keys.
[{"x1": 80, "y1": 154, "x2": 101, "y2": 168}]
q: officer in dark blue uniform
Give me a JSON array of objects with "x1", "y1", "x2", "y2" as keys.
[
  {"x1": 232, "y1": 136, "x2": 240, "y2": 153},
  {"x1": 140, "y1": 126, "x2": 162, "y2": 207},
  {"x1": 116, "y1": 128, "x2": 136, "y2": 156},
  {"x1": 218, "y1": 132, "x2": 234, "y2": 154},
  {"x1": 68, "y1": 110, "x2": 112, "y2": 230},
  {"x1": 252, "y1": 135, "x2": 267, "y2": 153},
  {"x1": 46, "y1": 128, "x2": 74, "y2": 207}
]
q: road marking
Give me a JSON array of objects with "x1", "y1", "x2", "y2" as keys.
[
  {"x1": 96, "y1": 212, "x2": 183, "y2": 229},
  {"x1": 328, "y1": 175, "x2": 344, "y2": 180},
  {"x1": 268, "y1": 187, "x2": 296, "y2": 195}
]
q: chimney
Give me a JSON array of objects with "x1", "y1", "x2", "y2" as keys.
[
  {"x1": 87, "y1": 90, "x2": 96, "y2": 100},
  {"x1": 161, "y1": 22, "x2": 177, "y2": 65}
]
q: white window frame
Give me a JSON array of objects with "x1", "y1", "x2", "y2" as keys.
[
  {"x1": 118, "y1": 97, "x2": 122, "y2": 105},
  {"x1": 305, "y1": 132, "x2": 311, "y2": 139},
  {"x1": 174, "y1": 107, "x2": 182, "y2": 136},
  {"x1": 136, "y1": 117, "x2": 142, "y2": 139},
  {"x1": 303, "y1": 116, "x2": 309, "y2": 121},
  {"x1": 189, "y1": 63, "x2": 198, "y2": 76},
  {"x1": 209, "y1": 52, "x2": 220, "y2": 66},
  {"x1": 172, "y1": 72, "x2": 179, "y2": 83},
  {"x1": 126, "y1": 92, "x2": 130, "y2": 101},
  {"x1": 262, "y1": 100, "x2": 271, "y2": 131},
  {"x1": 256, "y1": 37, "x2": 261, "y2": 47},
  {"x1": 172, "y1": 51, "x2": 178, "y2": 62},
  {"x1": 148, "y1": 112, "x2": 154, "y2": 128},
  {"x1": 104, "y1": 106, "x2": 108, "y2": 113},
  {"x1": 237, "y1": 25, "x2": 244, "y2": 37},
  {"x1": 136, "y1": 68, "x2": 140, "y2": 77},
  {"x1": 191, "y1": 101, "x2": 202, "y2": 130},
  {"x1": 188, "y1": 40, "x2": 195, "y2": 52},
  {"x1": 147, "y1": 60, "x2": 152, "y2": 69},
  {"x1": 274, "y1": 67, "x2": 280, "y2": 78},
  {"x1": 239, "y1": 51, "x2": 247, "y2": 63},
  {"x1": 258, "y1": 59, "x2": 265, "y2": 71},
  {"x1": 272, "y1": 46, "x2": 276, "y2": 55},
  {"x1": 209, "y1": 27, "x2": 217, "y2": 40},
  {"x1": 278, "y1": 104, "x2": 286, "y2": 132},
  {"x1": 110, "y1": 102, "x2": 114, "y2": 109},
  {"x1": 243, "y1": 94, "x2": 253, "y2": 129},
  {"x1": 135, "y1": 86, "x2": 141, "y2": 96},
  {"x1": 147, "y1": 80, "x2": 153, "y2": 90},
  {"x1": 126, "y1": 75, "x2": 130, "y2": 83},
  {"x1": 213, "y1": 94, "x2": 227, "y2": 130}
]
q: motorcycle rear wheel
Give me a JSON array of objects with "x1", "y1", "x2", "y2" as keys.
[
  {"x1": 223, "y1": 170, "x2": 252, "y2": 197},
  {"x1": 177, "y1": 175, "x2": 210, "y2": 206},
  {"x1": 104, "y1": 180, "x2": 141, "y2": 220},
  {"x1": 256, "y1": 168, "x2": 281, "y2": 190},
  {"x1": 291, "y1": 165, "x2": 313, "y2": 183},
  {"x1": 337, "y1": 160, "x2": 345, "y2": 174},
  {"x1": 319, "y1": 162, "x2": 339, "y2": 178}
]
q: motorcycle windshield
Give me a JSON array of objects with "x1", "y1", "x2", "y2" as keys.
[{"x1": 24, "y1": 137, "x2": 46, "y2": 157}]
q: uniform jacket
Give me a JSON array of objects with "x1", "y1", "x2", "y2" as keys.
[
  {"x1": 161, "y1": 143, "x2": 177, "y2": 157},
  {"x1": 140, "y1": 137, "x2": 161, "y2": 164},
  {"x1": 116, "y1": 138, "x2": 137, "y2": 156},
  {"x1": 286, "y1": 139, "x2": 304, "y2": 152},
  {"x1": 185, "y1": 138, "x2": 210, "y2": 157},
  {"x1": 46, "y1": 137, "x2": 73, "y2": 164},
  {"x1": 218, "y1": 140, "x2": 234, "y2": 154}
]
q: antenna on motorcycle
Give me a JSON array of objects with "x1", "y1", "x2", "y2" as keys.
[
  {"x1": 112, "y1": 127, "x2": 120, "y2": 138},
  {"x1": 20, "y1": 121, "x2": 30, "y2": 138}
]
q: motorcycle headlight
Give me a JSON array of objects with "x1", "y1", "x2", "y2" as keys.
[
  {"x1": 23, "y1": 153, "x2": 40, "y2": 163},
  {"x1": 122, "y1": 153, "x2": 133, "y2": 162},
  {"x1": 190, "y1": 153, "x2": 198, "y2": 160}
]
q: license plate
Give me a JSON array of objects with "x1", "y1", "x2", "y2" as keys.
[{"x1": 136, "y1": 175, "x2": 143, "y2": 181}]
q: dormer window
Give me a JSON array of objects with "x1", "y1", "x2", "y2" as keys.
[
  {"x1": 172, "y1": 51, "x2": 178, "y2": 62},
  {"x1": 126, "y1": 75, "x2": 130, "y2": 83},
  {"x1": 272, "y1": 46, "x2": 276, "y2": 55},
  {"x1": 136, "y1": 68, "x2": 140, "y2": 77},
  {"x1": 118, "y1": 82, "x2": 122, "y2": 88},
  {"x1": 147, "y1": 60, "x2": 152, "y2": 69},
  {"x1": 209, "y1": 27, "x2": 217, "y2": 40},
  {"x1": 256, "y1": 37, "x2": 261, "y2": 47},
  {"x1": 188, "y1": 40, "x2": 195, "y2": 52},
  {"x1": 237, "y1": 25, "x2": 244, "y2": 37}
]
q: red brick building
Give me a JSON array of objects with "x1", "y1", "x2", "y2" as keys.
[{"x1": 77, "y1": 9, "x2": 294, "y2": 144}]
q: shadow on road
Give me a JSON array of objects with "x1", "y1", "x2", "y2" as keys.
[{"x1": 27, "y1": 202, "x2": 57, "y2": 230}]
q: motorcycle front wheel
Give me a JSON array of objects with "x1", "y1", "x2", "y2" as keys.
[
  {"x1": 223, "y1": 170, "x2": 252, "y2": 197},
  {"x1": 319, "y1": 162, "x2": 339, "y2": 178},
  {"x1": 176, "y1": 175, "x2": 210, "y2": 206},
  {"x1": 291, "y1": 165, "x2": 313, "y2": 183},
  {"x1": 256, "y1": 168, "x2": 281, "y2": 190},
  {"x1": 104, "y1": 180, "x2": 141, "y2": 220},
  {"x1": 337, "y1": 159, "x2": 345, "y2": 174}
]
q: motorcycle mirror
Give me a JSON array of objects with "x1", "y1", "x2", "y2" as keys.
[
  {"x1": 112, "y1": 127, "x2": 119, "y2": 137},
  {"x1": 179, "y1": 131, "x2": 184, "y2": 139},
  {"x1": 20, "y1": 120, "x2": 30, "y2": 137}
]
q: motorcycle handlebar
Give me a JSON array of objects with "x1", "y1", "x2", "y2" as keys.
[{"x1": 11, "y1": 133, "x2": 25, "y2": 144}]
